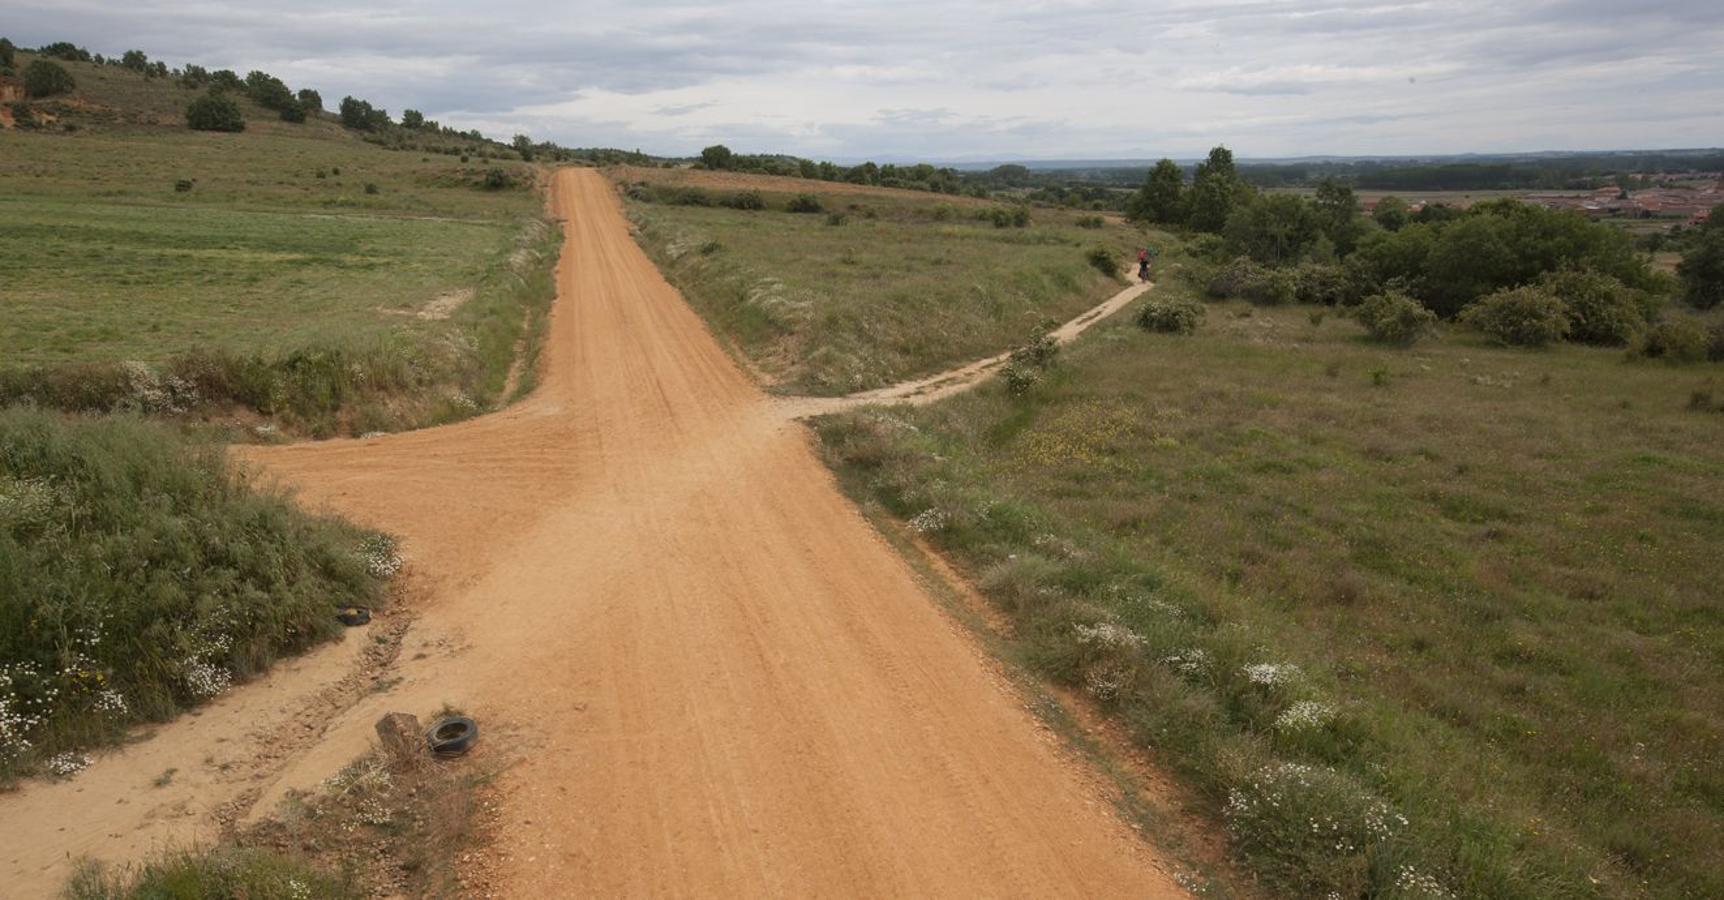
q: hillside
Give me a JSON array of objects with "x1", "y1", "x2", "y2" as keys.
[{"x1": 0, "y1": 47, "x2": 555, "y2": 437}]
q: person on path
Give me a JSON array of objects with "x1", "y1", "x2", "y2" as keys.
[{"x1": 1137, "y1": 247, "x2": 1152, "y2": 282}]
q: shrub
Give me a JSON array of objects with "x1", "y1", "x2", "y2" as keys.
[
  {"x1": 723, "y1": 190, "x2": 765, "y2": 210},
  {"x1": 1137, "y1": 296, "x2": 1206, "y2": 334},
  {"x1": 1460, "y1": 286, "x2": 1571, "y2": 347},
  {"x1": 1010, "y1": 333, "x2": 1060, "y2": 370},
  {"x1": 173, "y1": 179, "x2": 193, "y2": 193},
  {"x1": 985, "y1": 206, "x2": 1031, "y2": 228},
  {"x1": 8, "y1": 101, "x2": 33, "y2": 128},
  {"x1": 277, "y1": 101, "x2": 306, "y2": 123},
  {"x1": 1355, "y1": 291, "x2": 1438, "y2": 346},
  {"x1": 1292, "y1": 263, "x2": 1353, "y2": 306},
  {"x1": 482, "y1": 168, "x2": 512, "y2": 191},
  {"x1": 185, "y1": 93, "x2": 244, "y2": 132},
  {"x1": 1086, "y1": 246, "x2": 1118, "y2": 278},
  {"x1": 1635, "y1": 317, "x2": 1710, "y2": 362},
  {"x1": 1002, "y1": 361, "x2": 1041, "y2": 397},
  {"x1": 1537, "y1": 269, "x2": 1650, "y2": 345},
  {"x1": 825, "y1": 212, "x2": 848, "y2": 226},
  {"x1": 0, "y1": 38, "x2": 14, "y2": 71},
  {"x1": 364, "y1": 182, "x2": 380, "y2": 195},
  {"x1": 22, "y1": 59, "x2": 75, "y2": 98},
  {"x1": 1710, "y1": 322, "x2": 1724, "y2": 362},
  {"x1": 1076, "y1": 215, "x2": 1106, "y2": 229},
  {"x1": 787, "y1": 193, "x2": 824, "y2": 213}
]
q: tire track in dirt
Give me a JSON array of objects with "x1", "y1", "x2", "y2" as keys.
[{"x1": 7, "y1": 169, "x2": 1181, "y2": 898}]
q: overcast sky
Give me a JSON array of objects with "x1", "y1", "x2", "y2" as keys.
[{"x1": 9, "y1": 1, "x2": 1722, "y2": 160}]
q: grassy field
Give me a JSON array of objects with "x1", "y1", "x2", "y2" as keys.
[
  {"x1": 1, "y1": 54, "x2": 551, "y2": 435},
  {"x1": 615, "y1": 166, "x2": 1142, "y2": 394},
  {"x1": 813, "y1": 271, "x2": 1724, "y2": 896}
]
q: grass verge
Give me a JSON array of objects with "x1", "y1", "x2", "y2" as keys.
[
  {"x1": 812, "y1": 289, "x2": 1724, "y2": 898},
  {"x1": 0, "y1": 408, "x2": 397, "y2": 780},
  {"x1": 617, "y1": 168, "x2": 1140, "y2": 394}
]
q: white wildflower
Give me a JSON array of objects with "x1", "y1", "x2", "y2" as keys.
[
  {"x1": 1073, "y1": 622, "x2": 1143, "y2": 651},
  {"x1": 360, "y1": 534, "x2": 403, "y2": 579},
  {"x1": 908, "y1": 508, "x2": 948, "y2": 534},
  {"x1": 1242, "y1": 662, "x2": 1302, "y2": 687},
  {"x1": 182, "y1": 659, "x2": 231, "y2": 698},
  {"x1": 1275, "y1": 700, "x2": 1336, "y2": 732},
  {"x1": 1394, "y1": 865, "x2": 1453, "y2": 897},
  {"x1": 1161, "y1": 648, "x2": 1211, "y2": 677},
  {"x1": 93, "y1": 688, "x2": 128, "y2": 715},
  {"x1": 46, "y1": 751, "x2": 92, "y2": 777}
]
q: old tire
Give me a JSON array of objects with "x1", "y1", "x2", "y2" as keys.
[
  {"x1": 427, "y1": 716, "x2": 478, "y2": 757},
  {"x1": 336, "y1": 606, "x2": 371, "y2": 626}
]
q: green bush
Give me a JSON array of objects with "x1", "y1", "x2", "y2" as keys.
[
  {"x1": 1086, "y1": 246, "x2": 1118, "y2": 278},
  {"x1": 1459, "y1": 286, "x2": 1571, "y2": 347},
  {"x1": 1136, "y1": 295, "x2": 1206, "y2": 334},
  {"x1": 1076, "y1": 215, "x2": 1105, "y2": 229},
  {"x1": 0, "y1": 38, "x2": 14, "y2": 71},
  {"x1": 985, "y1": 206, "x2": 1031, "y2": 228},
  {"x1": 786, "y1": 193, "x2": 824, "y2": 214},
  {"x1": 22, "y1": 59, "x2": 75, "y2": 97},
  {"x1": 723, "y1": 189, "x2": 765, "y2": 210},
  {"x1": 825, "y1": 211, "x2": 848, "y2": 226},
  {"x1": 0, "y1": 409, "x2": 392, "y2": 778},
  {"x1": 185, "y1": 93, "x2": 245, "y2": 132},
  {"x1": 1292, "y1": 263, "x2": 1354, "y2": 306},
  {"x1": 8, "y1": 100, "x2": 33, "y2": 128},
  {"x1": 173, "y1": 179, "x2": 193, "y2": 193},
  {"x1": 482, "y1": 168, "x2": 513, "y2": 191},
  {"x1": 1537, "y1": 269, "x2": 1652, "y2": 345},
  {"x1": 1355, "y1": 291, "x2": 1438, "y2": 346},
  {"x1": 1710, "y1": 322, "x2": 1724, "y2": 362},
  {"x1": 1635, "y1": 317, "x2": 1710, "y2": 362},
  {"x1": 1206, "y1": 256, "x2": 1270, "y2": 299}
]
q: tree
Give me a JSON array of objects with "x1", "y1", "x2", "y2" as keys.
[
  {"x1": 401, "y1": 108, "x2": 425, "y2": 129},
  {"x1": 185, "y1": 92, "x2": 245, "y2": 132},
  {"x1": 120, "y1": 49, "x2": 149, "y2": 72},
  {"x1": 37, "y1": 42, "x2": 91, "y2": 62},
  {"x1": 700, "y1": 144, "x2": 734, "y2": 170},
  {"x1": 23, "y1": 59, "x2": 75, "y2": 98},
  {"x1": 1678, "y1": 210, "x2": 1724, "y2": 310},
  {"x1": 1188, "y1": 145, "x2": 1247, "y2": 233},
  {"x1": 180, "y1": 64, "x2": 210, "y2": 88},
  {"x1": 338, "y1": 96, "x2": 389, "y2": 130},
  {"x1": 296, "y1": 88, "x2": 322, "y2": 112},
  {"x1": 1313, "y1": 177, "x2": 1365, "y2": 255},
  {"x1": 1129, "y1": 158, "x2": 1186, "y2": 224},
  {"x1": 1223, "y1": 194, "x2": 1325, "y2": 265},
  {"x1": 1372, "y1": 196, "x2": 1410, "y2": 232},
  {"x1": 512, "y1": 134, "x2": 535, "y2": 161},
  {"x1": 0, "y1": 37, "x2": 16, "y2": 72},
  {"x1": 209, "y1": 69, "x2": 244, "y2": 93}
]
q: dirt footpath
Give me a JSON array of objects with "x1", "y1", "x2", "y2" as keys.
[{"x1": 8, "y1": 168, "x2": 1182, "y2": 898}]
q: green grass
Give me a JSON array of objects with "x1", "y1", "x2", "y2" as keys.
[
  {"x1": 813, "y1": 282, "x2": 1724, "y2": 897},
  {"x1": 64, "y1": 847, "x2": 359, "y2": 900},
  {"x1": 620, "y1": 169, "x2": 1141, "y2": 394},
  {"x1": 0, "y1": 407, "x2": 393, "y2": 781},
  {"x1": 1, "y1": 54, "x2": 552, "y2": 435}
]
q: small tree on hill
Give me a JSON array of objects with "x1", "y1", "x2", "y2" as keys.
[
  {"x1": 209, "y1": 69, "x2": 244, "y2": 92},
  {"x1": 121, "y1": 50, "x2": 149, "y2": 72},
  {"x1": 400, "y1": 108, "x2": 425, "y2": 129},
  {"x1": 23, "y1": 59, "x2": 75, "y2": 97},
  {"x1": 512, "y1": 134, "x2": 535, "y2": 161},
  {"x1": 186, "y1": 92, "x2": 245, "y2": 132},
  {"x1": 1188, "y1": 145, "x2": 1248, "y2": 233},
  {"x1": 296, "y1": 88, "x2": 322, "y2": 112},
  {"x1": 0, "y1": 38, "x2": 16, "y2": 72},
  {"x1": 180, "y1": 64, "x2": 210, "y2": 88},
  {"x1": 37, "y1": 42, "x2": 91, "y2": 62},
  {"x1": 700, "y1": 144, "x2": 733, "y2": 170}
]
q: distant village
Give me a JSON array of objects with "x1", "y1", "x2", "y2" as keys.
[{"x1": 1361, "y1": 176, "x2": 1722, "y2": 227}]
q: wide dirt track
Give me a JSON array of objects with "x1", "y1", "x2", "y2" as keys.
[{"x1": 10, "y1": 168, "x2": 1180, "y2": 897}]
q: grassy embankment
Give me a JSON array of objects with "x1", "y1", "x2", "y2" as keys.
[
  {"x1": 615, "y1": 166, "x2": 1141, "y2": 395},
  {"x1": 1, "y1": 52, "x2": 559, "y2": 437},
  {"x1": 812, "y1": 253, "x2": 1724, "y2": 896},
  {"x1": 0, "y1": 408, "x2": 395, "y2": 781}
]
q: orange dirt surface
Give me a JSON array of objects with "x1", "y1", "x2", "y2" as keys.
[{"x1": 5, "y1": 168, "x2": 1181, "y2": 898}]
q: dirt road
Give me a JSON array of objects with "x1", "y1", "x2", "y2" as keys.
[{"x1": 9, "y1": 169, "x2": 1181, "y2": 897}]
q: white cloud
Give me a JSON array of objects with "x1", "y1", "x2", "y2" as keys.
[{"x1": 6, "y1": 0, "x2": 1721, "y2": 159}]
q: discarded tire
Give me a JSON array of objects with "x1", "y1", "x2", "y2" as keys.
[
  {"x1": 336, "y1": 606, "x2": 371, "y2": 626},
  {"x1": 427, "y1": 716, "x2": 478, "y2": 758}
]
